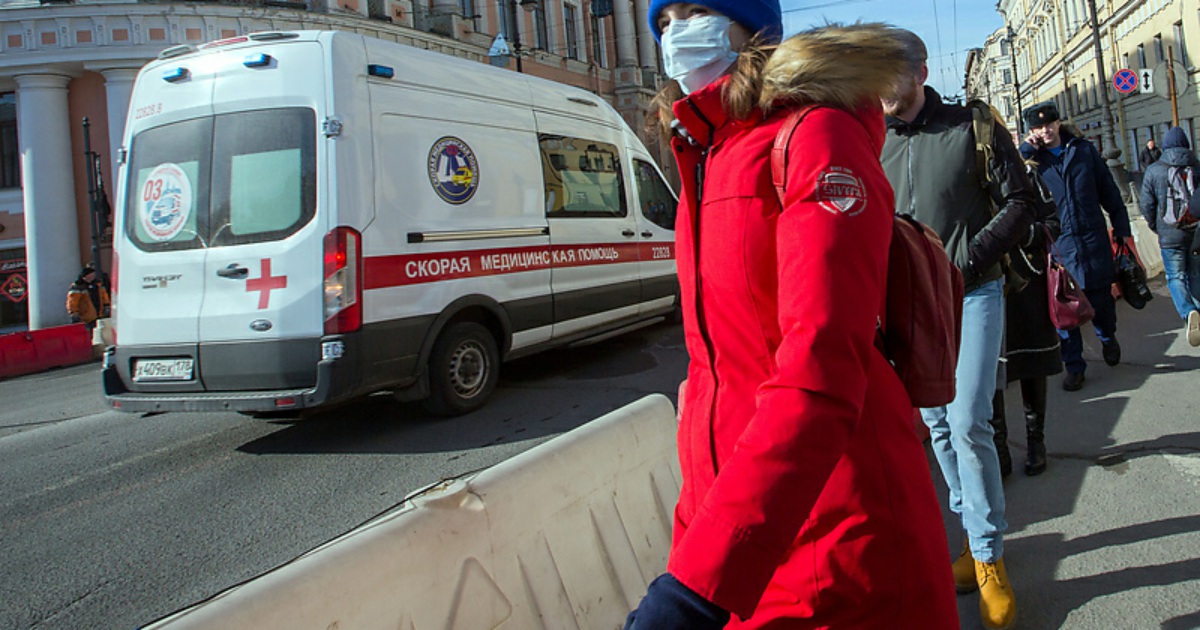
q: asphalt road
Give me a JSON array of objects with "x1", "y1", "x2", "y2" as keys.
[{"x1": 0, "y1": 321, "x2": 687, "y2": 630}]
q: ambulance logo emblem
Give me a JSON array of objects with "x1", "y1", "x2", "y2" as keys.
[
  {"x1": 140, "y1": 163, "x2": 192, "y2": 241},
  {"x1": 428, "y1": 137, "x2": 479, "y2": 205},
  {"x1": 816, "y1": 167, "x2": 867, "y2": 217}
]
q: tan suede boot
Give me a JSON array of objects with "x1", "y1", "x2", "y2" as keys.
[
  {"x1": 952, "y1": 538, "x2": 978, "y2": 593},
  {"x1": 976, "y1": 558, "x2": 1017, "y2": 629}
]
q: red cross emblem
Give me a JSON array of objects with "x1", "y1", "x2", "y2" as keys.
[{"x1": 246, "y1": 258, "x2": 287, "y2": 310}]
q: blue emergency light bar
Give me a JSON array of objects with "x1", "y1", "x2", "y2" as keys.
[
  {"x1": 367, "y1": 64, "x2": 395, "y2": 79},
  {"x1": 243, "y1": 53, "x2": 272, "y2": 68},
  {"x1": 162, "y1": 67, "x2": 190, "y2": 83}
]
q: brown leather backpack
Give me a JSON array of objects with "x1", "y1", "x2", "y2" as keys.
[{"x1": 771, "y1": 106, "x2": 964, "y2": 408}]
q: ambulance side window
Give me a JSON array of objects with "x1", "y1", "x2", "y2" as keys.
[
  {"x1": 538, "y1": 135, "x2": 626, "y2": 218},
  {"x1": 633, "y1": 160, "x2": 677, "y2": 231}
]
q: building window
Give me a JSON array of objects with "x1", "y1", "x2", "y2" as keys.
[
  {"x1": 500, "y1": 0, "x2": 517, "y2": 40},
  {"x1": 0, "y1": 93, "x2": 17, "y2": 189},
  {"x1": 1122, "y1": 52, "x2": 1130, "y2": 71},
  {"x1": 564, "y1": 3, "x2": 579, "y2": 61},
  {"x1": 1137, "y1": 43, "x2": 1146, "y2": 68},
  {"x1": 1175, "y1": 22, "x2": 1190, "y2": 68},
  {"x1": 1153, "y1": 34, "x2": 1164, "y2": 63},
  {"x1": 591, "y1": 13, "x2": 607, "y2": 68},
  {"x1": 533, "y1": 0, "x2": 548, "y2": 50},
  {"x1": 1003, "y1": 68, "x2": 1012, "y2": 84},
  {"x1": 459, "y1": 0, "x2": 475, "y2": 19}
]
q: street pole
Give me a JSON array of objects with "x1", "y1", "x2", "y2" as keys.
[
  {"x1": 1085, "y1": 0, "x2": 1130, "y2": 202},
  {"x1": 507, "y1": 0, "x2": 523, "y2": 73},
  {"x1": 1167, "y1": 46, "x2": 1180, "y2": 126},
  {"x1": 81, "y1": 117, "x2": 104, "y2": 279},
  {"x1": 1006, "y1": 25, "x2": 1023, "y2": 133}
]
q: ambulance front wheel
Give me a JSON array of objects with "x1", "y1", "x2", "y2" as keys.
[{"x1": 422, "y1": 321, "x2": 500, "y2": 416}]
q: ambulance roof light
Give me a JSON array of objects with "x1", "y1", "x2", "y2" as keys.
[
  {"x1": 244, "y1": 53, "x2": 273, "y2": 68},
  {"x1": 162, "y1": 67, "x2": 190, "y2": 83},
  {"x1": 367, "y1": 64, "x2": 395, "y2": 79}
]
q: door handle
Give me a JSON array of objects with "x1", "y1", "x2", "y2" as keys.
[
  {"x1": 641, "y1": 231, "x2": 653, "y2": 238},
  {"x1": 621, "y1": 229, "x2": 636, "y2": 237},
  {"x1": 217, "y1": 264, "x2": 249, "y2": 279}
]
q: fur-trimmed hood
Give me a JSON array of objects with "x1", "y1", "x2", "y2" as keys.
[{"x1": 759, "y1": 23, "x2": 910, "y2": 114}]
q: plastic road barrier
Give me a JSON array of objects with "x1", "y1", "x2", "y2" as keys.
[
  {"x1": 146, "y1": 393, "x2": 681, "y2": 629},
  {"x1": 0, "y1": 323, "x2": 93, "y2": 379}
]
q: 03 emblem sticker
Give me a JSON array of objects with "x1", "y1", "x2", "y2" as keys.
[
  {"x1": 816, "y1": 167, "x2": 867, "y2": 217},
  {"x1": 140, "y1": 163, "x2": 193, "y2": 241}
]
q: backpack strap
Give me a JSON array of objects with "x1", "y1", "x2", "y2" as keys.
[
  {"x1": 966, "y1": 99, "x2": 996, "y2": 189},
  {"x1": 771, "y1": 105, "x2": 821, "y2": 202}
]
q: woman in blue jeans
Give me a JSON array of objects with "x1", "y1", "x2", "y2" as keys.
[{"x1": 1139, "y1": 127, "x2": 1200, "y2": 347}]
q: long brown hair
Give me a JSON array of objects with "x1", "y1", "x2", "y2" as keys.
[{"x1": 649, "y1": 36, "x2": 776, "y2": 140}]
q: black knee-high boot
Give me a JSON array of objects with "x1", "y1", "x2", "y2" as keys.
[
  {"x1": 990, "y1": 389, "x2": 1012, "y2": 478},
  {"x1": 1022, "y1": 377, "x2": 1048, "y2": 475}
]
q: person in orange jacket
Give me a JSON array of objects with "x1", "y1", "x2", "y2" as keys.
[
  {"x1": 624, "y1": 3, "x2": 958, "y2": 628},
  {"x1": 66, "y1": 265, "x2": 110, "y2": 329}
]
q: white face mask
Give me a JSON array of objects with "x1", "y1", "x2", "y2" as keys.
[{"x1": 661, "y1": 15, "x2": 739, "y2": 95}]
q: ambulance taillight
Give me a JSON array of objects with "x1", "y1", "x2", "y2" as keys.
[{"x1": 323, "y1": 227, "x2": 362, "y2": 334}]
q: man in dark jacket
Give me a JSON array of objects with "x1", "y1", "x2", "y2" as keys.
[
  {"x1": 882, "y1": 29, "x2": 1037, "y2": 630},
  {"x1": 1139, "y1": 138, "x2": 1162, "y2": 172},
  {"x1": 1020, "y1": 101, "x2": 1132, "y2": 391},
  {"x1": 1140, "y1": 127, "x2": 1200, "y2": 346}
]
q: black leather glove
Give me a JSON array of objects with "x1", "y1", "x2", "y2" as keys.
[
  {"x1": 624, "y1": 573, "x2": 729, "y2": 630},
  {"x1": 69, "y1": 315, "x2": 82, "y2": 323}
]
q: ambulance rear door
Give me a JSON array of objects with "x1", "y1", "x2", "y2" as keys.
[{"x1": 194, "y1": 43, "x2": 327, "y2": 392}]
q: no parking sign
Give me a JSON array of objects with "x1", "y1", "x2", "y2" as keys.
[{"x1": 1113, "y1": 69, "x2": 1138, "y2": 94}]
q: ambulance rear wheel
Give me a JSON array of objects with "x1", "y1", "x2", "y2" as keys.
[{"x1": 422, "y1": 322, "x2": 499, "y2": 416}]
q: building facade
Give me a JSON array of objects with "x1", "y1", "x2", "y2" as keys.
[
  {"x1": 0, "y1": 0, "x2": 669, "y2": 330},
  {"x1": 972, "y1": 0, "x2": 1197, "y2": 168}
]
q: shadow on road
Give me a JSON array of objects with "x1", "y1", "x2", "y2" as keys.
[
  {"x1": 236, "y1": 322, "x2": 686, "y2": 457},
  {"x1": 946, "y1": 278, "x2": 1200, "y2": 628}
]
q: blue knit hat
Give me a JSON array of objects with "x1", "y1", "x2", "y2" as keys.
[{"x1": 649, "y1": 0, "x2": 783, "y2": 44}]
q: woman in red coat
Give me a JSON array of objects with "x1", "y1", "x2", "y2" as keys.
[{"x1": 625, "y1": 4, "x2": 959, "y2": 628}]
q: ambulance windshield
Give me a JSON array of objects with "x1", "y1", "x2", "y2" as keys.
[{"x1": 125, "y1": 107, "x2": 316, "y2": 251}]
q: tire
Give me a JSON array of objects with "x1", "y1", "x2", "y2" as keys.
[{"x1": 421, "y1": 321, "x2": 500, "y2": 416}]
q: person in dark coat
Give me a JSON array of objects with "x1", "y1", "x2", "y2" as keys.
[
  {"x1": 1138, "y1": 139, "x2": 1162, "y2": 172},
  {"x1": 991, "y1": 162, "x2": 1063, "y2": 477},
  {"x1": 1139, "y1": 127, "x2": 1200, "y2": 346},
  {"x1": 1020, "y1": 101, "x2": 1133, "y2": 391}
]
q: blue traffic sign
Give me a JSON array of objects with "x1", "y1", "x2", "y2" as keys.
[{"x1": 1113, "y1": 69, "x2": 1138, "y2": 94}]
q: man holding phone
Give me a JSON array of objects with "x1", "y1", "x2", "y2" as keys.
[{"x1": 1020, "y1": 101, "x2": 1133, "y2": 391}]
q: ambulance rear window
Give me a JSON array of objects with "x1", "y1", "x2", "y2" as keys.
[{"x1": 125, "y1": 107, "x2": 316, "y2": 251}]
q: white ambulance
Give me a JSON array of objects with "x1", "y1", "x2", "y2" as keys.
[{"x1": 103, "y1": 30, "x2": 679, "y2": 416}]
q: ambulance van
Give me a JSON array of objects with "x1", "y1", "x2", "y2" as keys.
[{"x1": 102, "y1": 30, "x2": 679, "y2": 416}]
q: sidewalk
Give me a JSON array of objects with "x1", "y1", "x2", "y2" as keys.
[{"x1": 943, "y1": 276, "x2": 1200, "y2": 629}]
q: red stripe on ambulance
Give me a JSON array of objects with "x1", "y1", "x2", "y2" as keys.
[{"x1": 364, "y1": 242, "x2": 673, "y2": 289}]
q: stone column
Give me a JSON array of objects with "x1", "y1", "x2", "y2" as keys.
[
  {"x1": 15, "y1": 73, "x2": 82, "y2": 330},
  {"x1": 634, "y1": 0, "x2": 657, "y2": 73},
  {"x1": 100, "y1": 68, "x2": 139, "y2": 171},
  {"x1": 612, "y1": 0, "x2": 638, "y2": 68}
]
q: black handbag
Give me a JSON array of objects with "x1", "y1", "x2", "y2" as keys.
[{"x1": 1115, "y1": 241, "x2": 1153, "y2": 309}]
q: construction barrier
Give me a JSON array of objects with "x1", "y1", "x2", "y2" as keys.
[
  {"x1": 147, "y1": 393, "x2": 681, "y2": 630},
  {"x1": 0, "y1": 323, "x2": 94, "y2": 379}
]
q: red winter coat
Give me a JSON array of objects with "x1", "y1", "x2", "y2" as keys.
[{"x1": 664, "y1": 28, "x2": 958, "y2": 629}]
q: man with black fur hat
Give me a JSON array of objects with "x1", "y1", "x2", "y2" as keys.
[
  {"x1": 66, "y1": 265, "x2": 110, "y2": 330},
  {"x1": 1020, "y1": 100, "x2": 1133, "y2": 391}
]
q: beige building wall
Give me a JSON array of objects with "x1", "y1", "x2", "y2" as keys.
[{"x1": 989, "y1": 0, "x2": 1198, "y2": 167}]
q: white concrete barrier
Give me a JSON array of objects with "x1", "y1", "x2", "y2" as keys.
[{"x1": 146, "y1": 394, "x2": 680, "y2": 630}]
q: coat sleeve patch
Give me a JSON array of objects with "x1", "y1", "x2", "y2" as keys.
[{"x1": 816, "y1": 166, "x2": 868, "y2": 216}]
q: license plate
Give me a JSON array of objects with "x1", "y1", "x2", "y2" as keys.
[{"x1": 133, "y1": 358, "x2": 195, "y2": 382}]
